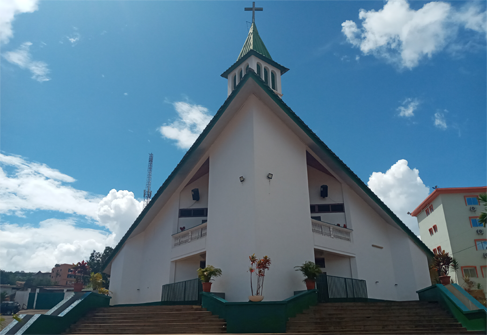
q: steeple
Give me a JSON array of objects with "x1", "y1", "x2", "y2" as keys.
[
  {"x1": 237, "y1": 23, "x2": 272, "y2": 61},
  {"x1": 221, "y1": 3, "x2": 289, "y2": 97}
]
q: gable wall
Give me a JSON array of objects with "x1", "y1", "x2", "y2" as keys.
[
  {"x1": 345, "y1": 185, "x2": 430, "y2": 300},
  {"x1": 178, "y1": 174, "x2": 209, "y2": 230}
]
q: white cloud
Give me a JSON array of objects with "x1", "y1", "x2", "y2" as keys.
[
  {"x1": 342, "y1": 0, "x2": 487, "y2": 69},
  {"x1": 0, "y1": 153, "x2": 144, "y2": 271},
  {"x1": 368, "y1": 159, "x2": 430, "y2": 236},
  {"x1": 0, "y1": 152, "x2": 100, "y2": 217},
  {"x1": 0, "y1": 0, "x2": 38, "y2": 44},
  {"x1": 66, "y1": 32, "x2": 80, "y2": 46},
  {"x1": 434, "y1": 111, "x2": 447, "y2": 129},
  {"x1": 159, "y1": 101, "x2": 213, "y2": 149},
  {"x1": 3, "y1": 42, "x2": 50, "y2": 82},
  {"x1": 397, "y1": 98, "x2": 420, "y2": 117},
  {"x1": 0, "y1": 218, "x2": 113, "y2": 272},
  {"x1": 97, "y1": 189, "x2": 144, "y2": 242}
]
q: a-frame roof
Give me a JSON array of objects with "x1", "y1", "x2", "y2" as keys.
[{"x1": 102, "y1": 69, "x2": 434, "y2": 272}]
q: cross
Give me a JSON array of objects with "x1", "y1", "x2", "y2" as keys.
[{"x1": 245, "y1": 2, "x2": 263, "y2": 24}]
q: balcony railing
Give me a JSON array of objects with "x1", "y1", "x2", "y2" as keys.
[
  {"x1": 172, "y1": 222, "x2": 207, "y2": 247},
  {"x1": 312, "y1": 219, "x2": 352, "y2": 241}
]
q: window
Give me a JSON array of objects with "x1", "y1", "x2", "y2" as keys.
[
  {"x1": 433, "y1": 248, "x2": 437, "y2": 254},
  {"x1": 429, "y1": 228, "x2": 434, "y2": 236},
  {"x1": 179, "y1": 208, "x2": 208, "y2": 218},
  {"x1": 471, "y1": 217, "x2": 482, "y2": 227},
  {"x1": 257, "y1": 63, "x2": 261, "y2": 77},
  {"x1": 429, "y1": 204, "x2": 434, "y2": 212},
  {"x1": 437, "y1": 246, "x2": 442, "y2": 253},
  {"x1": 315, "y1": 257, "x2": 325, "y2": 268},
  {"x1": 426, "y1": 208, "x2": 430, "y2": 216},
  {"x1": 481, "y1": 266, "x2": 487, "y2": 278},
  {"x1": 233, "y1": 74, "x2": 236, "y2": 90},
  {"x1": 475, "y1": 239, "x2": 487, "y2": 250},
  {"x1": 271, "y1": 71, "x2": 276, "y2": 90},
  {"x1": 462, "y1": 266, "x2": 478, "y2": 278},
  {"x1": 239, "y1": 69, "x2": 243, "y2": 81},
  {"x1": 264, "y1": 68, "x2": 269, "y2": 85},
  {"x1": 465, "y1": 196, "x2": 479, "y2": 206},
  {"x1": 425, "y1": 204, "x2": 434, "y2": 216},
  {"x1": 433, "y1": 225, "x2": 438, "y2": 233},
  {"x1": 310, "y1": 204, "x2": 345, "y2": 213}
]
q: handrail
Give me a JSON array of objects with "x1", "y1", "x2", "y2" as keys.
[
  {"x1": 312, "y1": 219, "x2": 352, "y2": 241},
  {"x1": 172, "y1": 222, "x2": 207, "y2": 247}
]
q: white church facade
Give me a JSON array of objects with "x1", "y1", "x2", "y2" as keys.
[{"x1": 103, "y1": 20, "x2": 433, "y2": 305}]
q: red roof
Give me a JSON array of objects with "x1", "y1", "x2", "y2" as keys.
[{"x1": 411, "y1": 186, "x2": 487, "y2": 217}]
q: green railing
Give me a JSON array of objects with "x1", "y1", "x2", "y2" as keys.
[
  {"x1": 161, "y1": 278, "x2": 202, "y2": 304},
  {"x1": 201, "y1": 290, "x2": 318, "y2": 333},
  {"x1": 417, "y1": 284, "x2": 487, "y2": 331},
  {"x1": 317, "y1": 273, "x2": 367, "y2": 302}
]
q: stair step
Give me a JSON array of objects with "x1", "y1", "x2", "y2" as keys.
[{"x1": 287, "y1": 319, "x2": 460, "y2": 326}]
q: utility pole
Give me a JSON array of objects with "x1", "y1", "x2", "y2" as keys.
[{"x1": 143, "y1": 153, "x2": 153, "y2": 207}]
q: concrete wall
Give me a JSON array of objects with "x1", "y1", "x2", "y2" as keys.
[
  {"x1": 207, "y1": 95, "x2": 314, "y2": 301},
  {"x1": 174, "y1": 254, "x2": 201, "y2": 282},
  {"x1": 178, "y1": 174, "x2": 209, "y2": 230}
]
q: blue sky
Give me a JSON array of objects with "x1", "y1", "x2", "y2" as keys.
[{"x1": 1, "y1": 0, "x2": 485, "y2": 271}]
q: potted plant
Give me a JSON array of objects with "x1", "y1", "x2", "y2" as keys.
[
  {"x1": 295, "y1": 261, "x2": 322, "y2": 290},
  {"x1": 72, "y1": 261, "x2": 90, "y2": 292},
  {"x1": 249, "y1": 254, "x2": 271, "y2": 302},
  {"x1": 430, "y1": 250, "x2": 453, "y2": 285},
  {"x1": 197, "y1": 265, "x2": 222, "y2": 292}
]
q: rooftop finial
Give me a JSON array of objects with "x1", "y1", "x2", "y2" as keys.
[{"x1": 245, "y1": 2, "x2": 263, "y2": 24}]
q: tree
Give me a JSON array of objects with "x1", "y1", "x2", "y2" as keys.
[
  {"x1": 86, "y1": 247, "x2": 113, "y2": 289},
  {"x1": 479, "y1": 193, "x2": 487, "y2": 227}
]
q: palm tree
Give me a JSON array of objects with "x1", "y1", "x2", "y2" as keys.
[{"x1": 479, "y1": 193, "x2": 487, "y2": 227}]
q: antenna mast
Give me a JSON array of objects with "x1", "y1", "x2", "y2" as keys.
[{"x1": 143, "y1": 153, "x2": 153, "y2": 207}]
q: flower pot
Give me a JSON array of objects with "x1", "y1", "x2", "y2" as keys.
[
  {"x1": 305, "y1": 279, "x2": 316, "y2": 290},
  {"x1": 439, "y1": 275, "x2": 451, "y2": 285},
  {"x1": 73, "y1": 283, "x2": 84, "y2": 292},
  {"x1": 202, "y1": 282, "x2": 212, "y2": 292},
  {"x1": 249, "y1": 295, "x2": 264, "y2": 302}
]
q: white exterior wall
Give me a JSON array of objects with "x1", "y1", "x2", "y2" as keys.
[
  {"x1": 322, "y1": 252, "x2": 352, "y2": 278},
  {"x1": 307, "y1": 166, "x2": 347, "y2": 226},
  {"x1": 174, "y1": 255, "x2": 201, "y2": 282},
  {"x1": 109, "y1": 194, "x2": 180, "y2": 305},
  {"x1": 207, "y1": 95, "x2": 314, "y2": 301},
  {"x1": 345, "y1": 185, "x2": 430, "y2": 300},
  {"x1": 178, "y1": 174, "x2": 209, "y2": 230}
]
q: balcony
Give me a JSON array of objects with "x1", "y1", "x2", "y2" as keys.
[
  {"x1": 312, "y1": 219, "x2": 354, "y2": 255},
  {"x1": 171, "y1": 222, "x2": 207, "y2": 260}
]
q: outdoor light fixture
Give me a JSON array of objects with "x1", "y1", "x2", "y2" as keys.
[
  {"x1": 267, "y1": 173, "x2": 273, "y2": 180},
  {"x1": 239, "y1": 176, "x2": 245, "y2": 182}
]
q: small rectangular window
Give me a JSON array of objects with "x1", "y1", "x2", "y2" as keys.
[
  {"x1": 330, "y1": 204, "x2": 345, "y2": 212},
  {"x1": 463, "y1": 267, "x2": 478, "y2": 278},
  {"x1": 315, "y1": 257, "x2": 325, "y2": 268},
  {"x1": 318, "y1": 204, "x2": 330, "y2": 212},
  {"x1": 437, "y1": 246, "x2": 442, "y2": 253},
  {"x1": 426, "y1": 208, "x2": 430, "y2": 216},
  {"x1": 429, "y1": 204, "x2": 434, "y2": 212},
  {"x1": 476, "y1": 240, "x2": 487, "y2": 250},
  {"x1": 466, "y1": 197, "x2": 479, "y2": 206},
  {"x1": 471, "y1": 217, "x2": 482, "y2": 227},
  {"x1": 433, "y1": 248, "x2": 437, "y2": 254},
  {"x1": 179, "y1": 208, "x2": 208, "y2": 218},
  {"x1": 429, "y1": 228, "x2": 434, "y2": 236},
  {"x1": 310, "y1": 205, "x2": 317, "y2": 213},
  {"x1": 433, "y1": 225, "x2": 438, "y2": 233},
  {"x1": 311, "y1": 216, "x2": 321, "y2": 221}
]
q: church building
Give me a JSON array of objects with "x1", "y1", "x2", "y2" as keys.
[{"x1": 103, "y1": 8, "x2": 433, "y2": 305}]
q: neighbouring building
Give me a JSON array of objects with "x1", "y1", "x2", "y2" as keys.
[
  {"x1": 102, "y1": 13, "x2": 433, "y2": 305},
  {"x1": 411, "y1": 186, "x2": 487, "y2": 294},
  {"x1": 51, "y1": 264, "x2": 76, "y2": 286}
]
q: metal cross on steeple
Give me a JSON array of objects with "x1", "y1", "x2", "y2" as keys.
[{"x1": 245, "y1": 2, "x2": 263, "y2": 24}]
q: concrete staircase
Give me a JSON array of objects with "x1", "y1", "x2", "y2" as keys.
[
  {"x1": 66, "y1": 305, "x2": 226, "y2": 334},
  {"x1": 286, "y1": 301, "x2": 483, "y2": 334}
]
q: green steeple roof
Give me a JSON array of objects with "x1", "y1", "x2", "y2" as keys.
[{"x1": 237, "y1": 23, "x2": 272, "y2": 61}]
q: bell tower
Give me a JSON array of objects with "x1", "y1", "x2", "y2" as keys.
[{"x1": 221, "y1": 2, "x2": 289, "y2": 97}]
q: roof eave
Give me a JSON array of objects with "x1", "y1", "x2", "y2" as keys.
[{"x1": 221, "y1": 50, "x2": 289, "y2": 79}]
